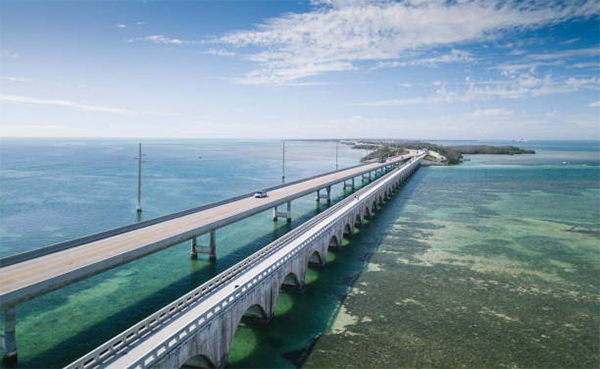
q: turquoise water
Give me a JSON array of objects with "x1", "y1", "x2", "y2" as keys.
[
  {"x1": 305, "y1": 141, "x2": 600, "y2": 368},
  {"x1": 1, "y1": 139, "x2": 598, "y2": 368},
  {"x1": 0, "y1": 139, "x2": 371, "y2": 367}
]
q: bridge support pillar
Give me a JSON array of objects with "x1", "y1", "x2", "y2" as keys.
[
  {"x1": 273, "y1": 201, "x2": 292, "y2": 223},
  {"x1": 343, "y1": 178, "x2": 355, "y2": 191},
  {"x1": 316, "y1": 186, "x2": 331, "y2": 204},
  {"x1": 2, "y1": 306, "x2": 17, "y2": 365},
  {"x1": 192, "y1": 230, "x2": 217, "y2": 261},
  {"x1": 190, "y1": 237, "x2": 198, "y2": 259}
]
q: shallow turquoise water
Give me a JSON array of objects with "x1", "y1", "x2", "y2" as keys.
[
  {"x1": 0, "y1": 139, "x2": 372, "y2": 367},
  {"x1": 305, "y1": 141, "x2": 600, "y2": 368},
  {"x1": 1, "y1": 139, "x2": 598, "y2": 368}
]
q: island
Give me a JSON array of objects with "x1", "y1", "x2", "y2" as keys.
[{"x1": 344, "y1": 139, "x2": 535, "y2": 165}]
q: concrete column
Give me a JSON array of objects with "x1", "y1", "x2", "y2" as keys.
[
  {"x1": 343, "y1": 179, "x2": 354, "y2": 191},
  {"x1": 326, "y1": 186, "x2": 331, "y2": 204},
  {"x1": 2, "y1": 306, "x2": 17, "y2": 365},
  {"x1": 273, "y1": 202, "x2": 292, "y2": 222},
  {"x1": 190, "y1": 237, "x2": 198, "y2": 259},
  {"x1": 273, "y1": 206, "x2": 278, "y2": 220},
  {"x1": 192, "y1": 230, "x2": 217, "y2": 262},
  {"x1": 209, "y1": 230, "x2": 216, "y2": 262}
]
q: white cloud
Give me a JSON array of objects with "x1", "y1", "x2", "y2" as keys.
[
  {"x1": 0, "y1": 94, "x2": 138, "y2": 115},
  {"x1": 510, "y1": 49, "x2": 527, "y2": 55},
  {"x1": 374, "y1": 49, "x2": 475, "y2": 69},
  {"x1": 569, "y1": 62, "x2": 600, "y2": 69},
  {"x1": 145, "y1": 35, "x2": 185, "y2": 45},
  {"x1": 527, "y1": 47, "x2": 600, "y2": 61},
  {"x1": 216, "y1": 0, "x2": 599, "y2": 85},
  {"x1": 115, "y1": 24, "x2": 127, "y2": 28},
  {"x1": 561, "y1": 38, "x2": 580, "y2": 45},
  {"x1": 470, "y1": 108, "x2": 514, "y2": 118},
  {"x1": 135, "y1": 22, "x2": 145, "y2": 25},
  {"x1": 202, "y1": 48, "x2": 236, "y2": 56},
  {"x1": 1, "y1": 76, "x2": 33, "y2": 82},
  {"x1": 588, "y1": 100, "x2": 600, "y2": 107},
  {"x1": 493, "y1": 60, "x2": 564, "y2": 75},
  {"x1": 138, "y1": 34, "x2": 204, "y2": 46},
  {"x1": 361, "y1": 72, "x2": 600, "y2": 106},
  {"x1": 234, "y1": 61, "x2": 355, "y2": 86},
  {"x1": 400, "y1": 83, "x2": 411, "y2": 88}
]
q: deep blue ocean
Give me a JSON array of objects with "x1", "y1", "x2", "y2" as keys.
[{"x1": 0, "y1": 139, "x2": 598, "y2": 368}]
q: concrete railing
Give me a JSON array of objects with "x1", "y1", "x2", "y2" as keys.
[
  {"x1": 66, "y1": 155, "x2": 423, "y2": 369},
  {"x1": 1, "y1": 155, "x2": 410, "y2": 268}
]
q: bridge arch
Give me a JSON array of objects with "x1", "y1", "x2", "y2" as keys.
[
  {"x1": 343, "y1": 223, "x2": 353, "y2": 238},
  {"x1": 181, "y1": 354, "x2": 216, "y2": 369},
  {"x1": 240, "y1": 303, "x2": 269, "y2": 324},
  {"x1": 308, "y1": 250, "x2": 324, "y2": 266},
  {"x1": 328, "y1": 235, "x2": 340, "y2": 249},
  {"x1": 226, "y1": 300, "x2": 273, "y2": 368},
  {"x1": 355, "y1": 213, "x2": 362, "y2": 226},
  {"x1": 281, "y1": 272, "x2": 302, "y2": 290}
]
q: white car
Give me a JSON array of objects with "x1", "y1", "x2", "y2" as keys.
[{"x1": 254, "y1": 191, "x2": 268, "y2": 198}]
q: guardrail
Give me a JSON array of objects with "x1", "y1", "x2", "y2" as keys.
[
  {"x1": 66, "y1": 155, "x2": 423, "y2": 369},
  {"x1": 1, "y1": 155, "x2": 410, "y2": 267}
]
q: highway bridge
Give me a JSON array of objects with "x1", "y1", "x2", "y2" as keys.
[
  {"x1": 0, "y1": 152, "x2": 419, "y2": 363},
  {"x1": 66, "y1": 154, "x2": 425, "y2": 369}
]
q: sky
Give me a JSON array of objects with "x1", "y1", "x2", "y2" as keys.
[{"x1": 0, "y1": 0, "x2": 599, "y2": 140}]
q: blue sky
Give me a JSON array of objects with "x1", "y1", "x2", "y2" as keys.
[{"x1": 0, "y1": 0, "x2": 599, "y2": 140}]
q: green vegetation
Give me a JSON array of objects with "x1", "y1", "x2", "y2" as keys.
[
  {"x1": 350, "y1": 140, "x2": 535, "y2": 165},
  {"x1": 361, "y1": 146, "x2": 408, "y2": 162},
  {"x1": 448, "y1": 145, "x2": 536, "y2": 155}
]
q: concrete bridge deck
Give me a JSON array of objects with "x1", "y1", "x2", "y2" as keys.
[
  {"x1": 0, "y1": 154, "x2": 411, "y2": 311},
  {"x1": 66, "y1": 154, "x2": 425, "y2": 369}
]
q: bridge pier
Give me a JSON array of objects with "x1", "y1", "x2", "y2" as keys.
[
  {"x1": 2, "y1": 306, "x2": 17, "y2": 365},
  {"x1": 272, "y1": 201, "x2": 292, "y2": 223},
  {"x1": 343, "y1": 177, "x2": 355, "y2": 191},
  {"x1": 191, "y1": 230, "x2": 216, "y2": 261},
  {"x1": 316, "y1": 186, "x2": 331, "y2": 204},
  {"x1": 190, "y1": 237, "x2": 197, "y2": 259}
]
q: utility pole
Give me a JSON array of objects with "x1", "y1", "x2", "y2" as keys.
[
  {"x1": 335, "y1": 141, "x2": 339, "y2": 170},
  {"x1": 135, "y1": 143, "x2": 145, "y2": 213},
  {"x1": 282, "y1": 139, "x2": 286, "y2": 184}
]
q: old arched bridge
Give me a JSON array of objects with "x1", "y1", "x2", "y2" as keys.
[{"x1": 66, "y1": 154, "x2": 424, "y2": 369}]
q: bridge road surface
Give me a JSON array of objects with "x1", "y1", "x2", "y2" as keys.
[
  {"x1": 107, "y1": 192, "x2": 368, "y2": 369},
  {"x1": 0, "y1": 154, "x2": 413, "y2": 310},
  {"x1": 88, "y1": 155, "x2": 424, "y2": 369}
]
